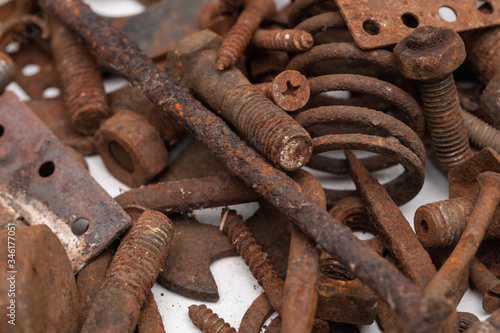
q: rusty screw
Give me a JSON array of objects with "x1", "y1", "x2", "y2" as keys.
[
  {"x1": 0, "y1": 52, "x2": 14, "y2": 92},
  {"x1": 216, "y1": 0, "x2": 275, "y2": 70},
  {"x1": 252, "y1": 29, "x2": 313, "y2": 52},
  {"x1": 461, "y1": 109, "x2": 500, "y2": 154},
  {"x1": 81, "y1": 210, "x2": 174, "y2": 332},
  {"x1": 271, "y1": 70, "x2": 310, "y2": 112},
  {"x1": 221, "y1": 209, "x2": 285, "y2": 315},
  {"x1": 165, "y1": 30, "x2": 312, "y2": 171},
  {"x1": 188, "y1": 304, "x2": 236, "y2": 333},
  {"x1": 49, "y1": 16, "x2": 110, "y2": 135},
  {"x1": 394, "y1": 26, "x2": 473, "y2": 172}
]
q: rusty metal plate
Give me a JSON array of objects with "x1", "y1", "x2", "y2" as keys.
[
  {"x1": 109, "y1": 0, "x2": 208, "y2": 60},
  {"x1": 157, "y1": 214, "x2": 237, "y2": 302},
  {"x1": 336, "y1": 0, "x2": 500, "y2": 49},
  {"x1": 0, "y1": 92, "x2": 131, "y2": 272}
]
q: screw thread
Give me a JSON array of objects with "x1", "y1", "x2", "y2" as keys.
[
  {"x1": 50, "y1": 18, "x2": 110, "y2": 135},
  {"x1": 216, "y1": 0, "x2": 274, "y2": 70},
  {"x1": 188, "y1": 304, "x2": 237, "y2": 333},
  {"x1": 100, "y1": 210, "x2": 174, "y2": 302},
  {"x1": 418, "y1": 74, "x2": 473, "y2": 171},
  {"x1": 461, "y1": 109, "x2": 500, "y2": 154},
  {"x1": 0, "y1": 52, "x2": 14, "y2": 92},
  {"x1": 253, "y1": 29, "x2": 313, "y2": 52},
  {"x1": 222, "y1": 210, "x2": 284, "y2": 314},
  {"x1": 81, "y1": 211, "x2": 174, "y2": 332},
  {"x1": 414, "y1": 197, "x2": 475, "y2": 248},
  {"x1": 225, "y1": 85, "x2": 312, "y2": 170}
]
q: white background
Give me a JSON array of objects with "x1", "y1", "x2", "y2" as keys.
[{"x1": 1, "y1": 0, "x2": 489, "y2": 331}]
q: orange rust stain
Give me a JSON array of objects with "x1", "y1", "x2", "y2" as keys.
[{"x1": 175, "y1": 104, "x2": 181, "y2": 110}]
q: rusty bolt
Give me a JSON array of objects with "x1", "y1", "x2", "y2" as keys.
[
  {"x1": 0, "y1": 52, "x2": 14, "y2": 92},
  {"x1": 271, "y1": 70, "x2": 310, "y2": 112},
  {"x1": 215, "y1": 0, "x2": 275, "y2": 70},
  {"x1": 414, "y1": 196, "x2": 476, "y2": 248},
  {"x1": 81, "y1": 210, "x2": 174, "y2": 332},
  {"x1": 252, "y1": 29, "x2": 313, "y2": 52},
  {"x1": 425, "y1": 171, "x2": 500, "y2": 303},
  {"x1": 49, "y1": 17, "x2": 110, "y2": 135},
  {"x1": 222, "y1": 209, "x2": 285, "y2": 315},
  {"x1": 188, "y1": 304, "x2": 236, "y2": 333},
  {"x1": 96, "y1": 110, "x2": 169, "y2": 187},
  {"x1": 165, "y1": 30, "x2": 312, "y2": 171},
  {"x1": 394, "y1": 26, "x2": 473, "y2": 172}
]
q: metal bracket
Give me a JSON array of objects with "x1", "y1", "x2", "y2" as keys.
[
  {"x1": 336, "y1": 0, "x2": 500, "y2": 49},
  {"x1": 0, "y1": 92, "x2": 130, "y2": 272}
]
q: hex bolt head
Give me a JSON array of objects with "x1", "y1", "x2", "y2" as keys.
[{"x1": 394, "y1": 26, "x2": 466, "y2": 81}]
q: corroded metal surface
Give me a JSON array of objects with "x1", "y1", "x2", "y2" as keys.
[
  {"x1": 336, "y1": 0, "x2": 500, "y2": 49},
  {"x1": 27, "y1": 98, "x2": 96, "y2": 155},
  {"x1": 157, "y1": 215, "x2": 237, "y2": 302},
  {"x1": 96, "y1": 110, "x2": 169, "y2": 187},
  {"x1": 165, "y1": 30, "x2": 312, "y2": 171},
  {"x1": 40, "y1": 2, "x2": 452, "y2": 330},
  {"x1": 109, "y1": 0, "x2": 208, "y2": 60},
  {"x1": 115, "y1": 174, "x2": 260, "y2": 213},
  {"x1": 81, "y1": 210, "x2": 174, "y2": 332},
  {"x1": 0, "y1": 92, "x2": 130, "y2": 272},
  {"x1": 0, "y1": 225, "x2": 78, "y2": 333}
]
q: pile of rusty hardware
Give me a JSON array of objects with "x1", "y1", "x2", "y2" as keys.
[{"x1": 2, "y1": 0, "x2": 500, "y2": 332}]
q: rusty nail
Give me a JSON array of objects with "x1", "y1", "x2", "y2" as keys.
[
  {"x1": 271, "y1": 70, "x2": 310, "y2": 112},
  {"x1": 115, "y1": 174, "x2": 260, "y2": 213},
  {"x1": 425, "y1": 171, "x2": 500, "y2": 303},
  {"x1": 467, "y1": 307, "x2": 500, "y2": 332},
  {"x1": 470, "y1": 257, "x2": 500, "y2": 314},
  {"x1": 394, "y1": 26, "x2": 473, "y2": 172},
  {"x1": 345, "y1": 150, "x2": 436, "y2": 285},
  {"x1": 188, "y1": 304, "x2": 237, "y2": 333},
  {"x1": 81, "y1": 210, "x2": 174, "y2": 332},
  {"x1": 41, "y1": 3, "x2": 452, "y2": 329},
  {"x1": 281, "y1": 170, "x2": 323, "y2": 333}
]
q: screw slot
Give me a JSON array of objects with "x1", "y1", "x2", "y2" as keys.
[
  {"x1": 0, "y1": 125, "x2": 4, "y2": 138},
  {"x1": 402, "y1": 13, "x2": 419, "y2": 28},
  {"x1": 39, "y1": 161, "x2": 55, "y2": 177},
  {"x1": 477, "y1": 1, "x2": 494, "y2": 14},
  {"x1": 72, "y1": 218, "x2": 90, "y2": 236},
  {"x1": 438, "y1": 6, "x2": 457, "y2": 22},
  {"x1": 362, "y1": 20, "x2": 380, "y2": 36}
]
